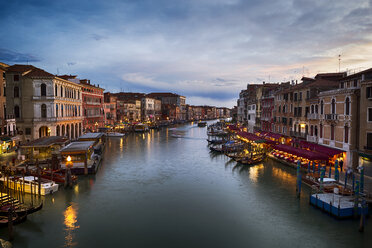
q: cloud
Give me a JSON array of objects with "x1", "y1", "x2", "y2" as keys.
[
  {"x1": 1, "y1": 0, "x2": 372, "y2": 108},
  {"x1": 0, "y1": 48, "x2": 41, "y2": 63}
]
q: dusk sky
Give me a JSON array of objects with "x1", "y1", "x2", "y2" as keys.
[{"x1": 1, "y1": 0, "x2": 372, "y2": 107}]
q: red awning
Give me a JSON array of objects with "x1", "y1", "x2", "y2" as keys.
[
  {"x1": 273, "y1": 144, "x2": 329, "y2": 161},
  {"x1": 298, "y1": 140, "x2": 344, "y2": 157},
  {"x1": 237, "y1": 131, "x2": 264, "y2": 142}
]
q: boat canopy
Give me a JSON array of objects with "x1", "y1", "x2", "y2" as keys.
[{"x1": 273, "y1": 144, "x2": 329, "y2": 161}]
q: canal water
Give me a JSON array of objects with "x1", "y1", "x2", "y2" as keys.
[{"x1": 1, "y1": 122, "x2": 371, "y2": 247}]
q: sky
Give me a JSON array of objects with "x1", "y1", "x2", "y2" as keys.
[{"x1": 1, "y1": 0, "x2": 372, "y2": 108}]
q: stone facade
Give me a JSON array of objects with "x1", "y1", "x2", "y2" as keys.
[{"x1": 5, "y1": 65, "x2": 83, "y2": 141}]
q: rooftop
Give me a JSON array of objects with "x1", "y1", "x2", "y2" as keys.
[
  {"x1": 7, "y1": 64, "x2": 55, "y2": 78},
  {"x1": 78, "y1": 132, "x2": 104, "y2": 140},
  {"x1": 21, "y1": 136, "x2": 69, "y2": 148},
  {"x1": 60, "y1": 141, "x2": 95, "y2": 153}
]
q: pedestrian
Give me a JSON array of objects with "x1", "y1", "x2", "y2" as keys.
[{"x1": 339, "y1": 160, "x2": 344, "y2": 172}]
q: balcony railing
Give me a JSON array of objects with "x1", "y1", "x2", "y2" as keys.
[
  {"x1": 307, "y1": 113, "x2": 319, "y2": 120},
  {"x1": 325, "y1": 114, "x2": 338, "y2": 120},
  {"x1": 290, "y1": 131, "x2": 307, "y2": 139},
  {"x1": 307, "y1": 135, "x2": 318, "y2": 143}
]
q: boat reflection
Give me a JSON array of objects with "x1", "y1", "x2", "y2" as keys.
[{"x1": 64, "y1": 203, "x2": 80, "y2": 247}]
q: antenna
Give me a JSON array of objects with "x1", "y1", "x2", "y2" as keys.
[
  {"x1": 338, "y1": 54, "x2": 341, "y2": 72},
  {"x1": 57, "y1": 68, "x2": 60, "y2": 75}
]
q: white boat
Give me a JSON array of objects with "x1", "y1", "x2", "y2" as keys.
[
  {"x1": 0, "y1": 176, "x2": 59, "y2": 195},
  {"x1": 106, "y1": 132, "x2": 125, "y2": 137}
]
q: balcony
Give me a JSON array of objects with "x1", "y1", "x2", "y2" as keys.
[
  {"x1": 307, "y1": 113, "x2": 319, "y2": 120},
  {"x1": 290, "y1": 131, "x2": 307, "y2": 139},
  {"x1": 307, "y1": 135, "x2": 318, "y2": 143},
  {"x1": 325, "y1": 114, "x2": 338, "y2": 121}
]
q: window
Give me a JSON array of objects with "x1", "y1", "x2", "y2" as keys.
[
  {"x1": 41, "y1": 104, "x2": 47, "y2": 118},
  {"x1": 278, "y1": 106, "x2": 281, "y2": 113},
  {"x1": 298, "y1": 107, "x2": 302, "y2": 117},
  {"x1": 25, "y1": 128, "x2": 31, "y2": 135},
  {"x1": 310, "y1": 125, "x2": 313, "y2": 136},
  {"x1": 344, "y1": 126, "x2": 349, "y2": 143},
  {"x1": 321, "y1": 101, "x2": 324, "y2": 114},
  {"x1": 3, "y1": 105, "x2": 6, "y2": 119},
  {"x1": 41, "y1": 83, "x2": 46, "y2": 96},
  {"x1": 61, "y1": 86, "x2": 63, "y2": 97},
  {"x1": 315, "y1": 105, "x2": 318, "y2": 114},
  {"x1": 14, "y1": 105, "x2": 20, "y2": 118},
  {"x1": 294, "y1": 107, "x2": 297, "y2": 116},
  {"x1": 331, "y1": 99, "x2": 336, "y2": 114},
  {"x1": 294, "y1": 93, "x2": 297, "y2": 101},
  {"x1": 55, "y1": 85, "x2": 58, "y2": 96},
  {"x1": 354, "y1": 79, "x2": 358, "y2": 87},
  {"x1": 320, "y1": 124, "x2": 323, "y2": 138},
  {"x1": 345, "y1": 97, "x2": 350, "y2": 115},
  {"x1": 61, "y1": 105, "x2": 64, "y2": 117},
  {"x1": 367, "y1": 87, "x2": 372, "y2": 99},
  {"x1": 56, "y1": 104, "x2": 59, "y2": 117},
  {"x1": 311, "y1": 105, "x2": 314, "y2": 114},
  {"x1": 340, "y1": 82, "x2": 344, "y2": 89},
  {"x1": 306, "y1": 91, "x2": 310, "y2": 99},
  {"x1": 331, "y1": 125, "x2": 335, "y2": 140},
  {"x1": 13, "y1": 75, "x2": 19, "y2": 81},
  {"x1": 367, "y1": 133, "x2": 372, "y2": 149},
  {"x1": 299, "y1": 92, "x2": 302, "y2": 100},
  {"x1": 3, "y1": 86, "x2": 5, "y2": 96},
  {"x1": 368, "y1": 108, "x2": 372, "y2": 122},
  {"x1": 315, "y1": 126, "x2": 318, "y2": 136},
  {"x1": 14, "y1": 86, "x2": 19, "y2": 98}
]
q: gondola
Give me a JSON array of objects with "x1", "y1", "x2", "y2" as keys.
[{"x1": 0, "y1": 213, "x2": 27, "y2": 228}]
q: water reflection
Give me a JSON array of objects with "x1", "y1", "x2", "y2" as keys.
[
  {"x1": 64, "y1": 203, "x2": 80, "y2": 248},
  {"x1": 248, "y1": 164, "x2": 264, "y2": 183}
]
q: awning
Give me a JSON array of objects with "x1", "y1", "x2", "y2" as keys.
[
  {"x1": 297, "y1": 140, "x2": 344, "y2": 157},
  {"x1": 274, "y1": 144, "x2": 329, "y2": 161},
  {"x1": 237, "y1": 131, "x2": 267, "y2": 143}
]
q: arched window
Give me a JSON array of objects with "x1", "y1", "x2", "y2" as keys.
[
  {"x1": 331, "y1": 125, "x2": 335, "y2": 140},
  {"x1": 61, "y1": 86, "x2": 63, "y2": 97},
  {"x1": 14, "y1": 86, "x2": 19, "y2": 98},
  {"x1": 311, "y1": 105, "x2": 314, "y2": 114},
  {"x1": 41, "y1": 83, "x2": 47, "y2": 96},
  {"x1": 55, "y1": 85, "x2": 58, "y2": 96},
  {"x1": 61, "y1": 105, "x2": 64, "y2": 117},
  {"x1": 331, "y1": 99, "x2": 336, "y2": 114},
  {"x1": 320, "y1": 101, "x2": 324, "y2": 114},
  {"x1": 310, "y1": 125, "x2": 313, "y2": 136},
  {"x1": 344, "y1": 126, "x2": 349, "y2": 143},
  {"x1": 56, "y1": 104, "x2": 59, "y2": 117},
  {"x1": 56, "y1": 125, "x2": 60, "y2": 136},
  {"x1": 320, "y1": 124, "x2": 323, "y2": 138},
  {"x1": 315, "y1": 105, "x2": 318, "y2": 114},
  {"x1": 41, "y1": 104, "x2": 47, "y2": 118},
  {"x1": 14, "y1": 105, "x2": 20, "y2": 118},
  {"x1": 345, "y1": 97, "x2": 350, "y2": 115},
  {"x1": 305, "y1": 125, "x2": 308, "y2": 135},
  {"x1": 315, "y1": 126, "x2": 318, "y2": 137}
]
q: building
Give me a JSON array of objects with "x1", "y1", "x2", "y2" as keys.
[
  {"x1": 359, "y1": 70, "x2": 372, "y2": 176},
  {"x1": 112, "y1": 92, "x2": 144, "y2": 122},
  {"x1": 154, "y1": 99, "x2": 162, "y2": 121},
  {"x1": 318, "y1": 72, "x2": 361, "y2": 170},
  {"x1": 103, "y1": 92, "x2": 117, "y2": 126},
  {"x1": 141, "y1": 97, "x2": 155, "y2": 121},
  {"x1": 5, "y1": 65, "x2": 83, "y2": 141},
  {"x1": 147, "y1": 93, "x2": 186, "y2": 121},
  {"x1": 0, "y1": 62, "x2": 9, "y2": 135}
]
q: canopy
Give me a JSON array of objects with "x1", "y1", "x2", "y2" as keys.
[
  {"x1": 273, "y1": 144, "x2": 329, "y2": 161},
  {"x1": 237, "y1": 131, "x2": 266, "y2": 143},
  {"x1": 227, "y1": 125, "x2": 240, "y2": 131},
  {"x1": 297, "y1": 140, "x2": 344, "y2": 157},
  {"x1": 257, "y1": 131, "x2": 282, "y2": 140}
]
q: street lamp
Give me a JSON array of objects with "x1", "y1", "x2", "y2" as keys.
[{"x1": 65, "y1": 155, "x2": 73, "y2": 187}]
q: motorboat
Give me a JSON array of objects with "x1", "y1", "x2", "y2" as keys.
[{"x1": 106, "y1": 132, "x2": 125, "y2": 137}]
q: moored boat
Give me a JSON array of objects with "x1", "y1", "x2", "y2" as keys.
[
  {"x1": 198, "y1": 121, "x2": 207, "y2": 127},
  {"x1": 106, "y1": 132, "x2": 125, "y2": 137},
  {"x1": 134, "y1": 123, "x2": 149, "y2": 132},
  {"x1": 0, "y1": 176, "x2": 59, "y2": 195}
]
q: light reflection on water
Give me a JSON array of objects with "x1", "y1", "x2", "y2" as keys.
[
  {"x1": 64, "y1": 203, "x2": 80, "y2": 248},
  {"x1": 249, "y1": 164, "x2": 264, "y2": 183}
]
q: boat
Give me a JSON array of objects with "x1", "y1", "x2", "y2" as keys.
[
  {"x1": 32, "y1": 170, "x2": 77, "y2": 185},
  {"x1": 134, "y1": 123, "x2": 149, "y2": 132},
  {"x1": 198, "y1": 121, "x2": 207, "y2": 127},
  {"x1": 0, "y1": 201, "x2": 43, "y2": 216},
  {"x1": 0, "y1": 176, "x2": 59, "y2": 195},
  {"x1": 0, "y1": 213, "x2": 27, "y2": 228},
  {"x1": 236, "y1": 155, "x2": 265, "y2": 165},
  {"x1": 106, "y1": 132, "x2": 125, "y2": 137}
]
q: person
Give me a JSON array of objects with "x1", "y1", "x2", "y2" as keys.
[
  {"x1": 339, "y1": 160, "x2": 344, "y2": 172},
  {"x1": 347, "y1": 167, "x2": 353, "y2": 181}
]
